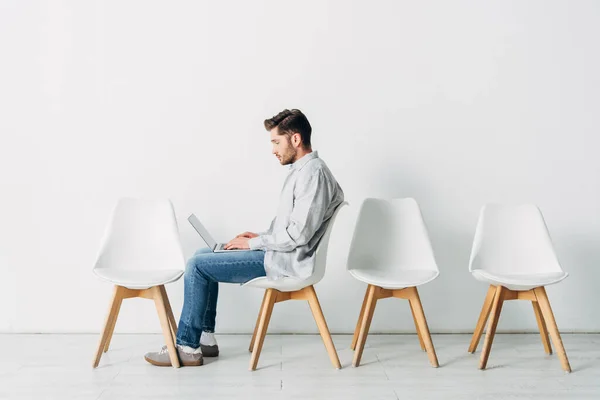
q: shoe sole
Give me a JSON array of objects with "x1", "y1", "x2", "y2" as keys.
[
  {"x1": 200, "y1": 345, "x2": 219, "y2": 357},
  {"x1": 144, "y1": 355, "x2": 203, "y2": 367}
]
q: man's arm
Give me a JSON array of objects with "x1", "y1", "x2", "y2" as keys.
[
  {"x1": 234, "y1": 217, "x2": 276, "y2": 239},
  {"x1": 257, "y1": 217, "x2": 276, "y2": 236},
  {"x1": 225, "y1": 217, "x2": 277, "y2": 249},
  {"x1": 248, "y1": 170, "x2": 330, "y2": 252}
]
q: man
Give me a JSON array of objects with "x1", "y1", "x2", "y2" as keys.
[{"x1": 144, "y1": 109, "x2": 345, "y2": 366}]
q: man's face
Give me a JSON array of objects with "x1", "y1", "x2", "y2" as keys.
[{"x1": 270, "y1": 127, "x2": 298, "y2": 165}]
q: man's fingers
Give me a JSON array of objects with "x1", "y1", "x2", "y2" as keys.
[{"x1": 225, "y1": 239, "x2": 239, "y2": 250}]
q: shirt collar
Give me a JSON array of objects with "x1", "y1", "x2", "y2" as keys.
[{"x1": 289, "y1": 151, "x2": 319, "y2": 171}]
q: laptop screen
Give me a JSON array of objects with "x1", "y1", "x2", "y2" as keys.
[{"x1": 187, "y1": 214, "x2": 217, "y2": 250}]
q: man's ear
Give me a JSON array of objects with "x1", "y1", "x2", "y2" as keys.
[{"x1": 292, "y1": 133, "x2": 302, "y2": 148}]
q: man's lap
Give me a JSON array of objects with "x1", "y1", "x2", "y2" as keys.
[{"x1": 187, "y1": 247, "x2": 266, "y2": 284}]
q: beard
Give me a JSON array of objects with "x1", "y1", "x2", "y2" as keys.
[{"x1": 279, "y1": 149, "x2": 297, "y2": 165}]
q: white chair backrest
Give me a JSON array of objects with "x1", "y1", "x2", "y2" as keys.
[
  {"x1": 93, "y1": 198, "x2": 186, "y2": 272},
  {"x1": 469, "y1": 204, "x2": 563, "y2": 275},
  {"x1": 310, "y1": 201, "x2": 348, "y2": 283},
  {"x1": 347, "y1": 198, "x2": 438, "y2": 273}
]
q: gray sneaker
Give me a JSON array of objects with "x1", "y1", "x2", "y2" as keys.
[
  {"x1": 144, "y1": 345, "x2": 203, "y2": 367},
  {"x1": 200, "y1": 344, "x2": 219, "y2": 357}
]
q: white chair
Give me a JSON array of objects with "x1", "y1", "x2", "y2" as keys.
[
  {"x1": 468, "y1": 204, "x2": 571, "y2": 372},
  {"x1": 92, "y1": 198, "x2": 185, "y2": 368},
  {"x1": 347, "y1": 198, "x2": 440, "y2": 368},
  {"x1": 243, "y1": 202, "x2": 348, "y2": 371}
]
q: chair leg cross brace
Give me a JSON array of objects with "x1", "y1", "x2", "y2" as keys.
[
  {"x1": 351, "y1": 285, "x2": 439, "y2": 368},
  {"x1": 469, "y1": 284, "x2": 571, "y2": 372},
  {"x1": 93, "y1": 285, "x2": 180, "y2": 368},
  {"x1": 248, "y1": 286, "x2": 341, "y2": 371}
]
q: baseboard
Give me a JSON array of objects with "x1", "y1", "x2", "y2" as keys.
[{"x1": 2, "y1": 330, "x2": 599, "y2": 335}]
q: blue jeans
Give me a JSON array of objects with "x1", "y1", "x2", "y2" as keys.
[{"x1": 176, "y1": 247, "x2": 266, "y2": 349}]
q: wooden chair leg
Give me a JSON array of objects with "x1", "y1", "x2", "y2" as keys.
[
  {"x1": 409, "y1": 300, "x2": 426, "y2": 351},
  {"x1": 468, "y1": 285, "x2": 496, "y2": 353},
  {"x1": 158, "y1": 285, "x2": 178, "y2": 342},
  {"x1": 352, "y1": 284, "x2": 378, "y2": 367},
  {"x1": 534, "y1": 287, "x2": 571, "y2": 373},
  {"x1": 153, "y1": 286, "x2": 180, "y2": 368},
  {"x1": 351, "y1": 288, "x2": 369, "y2": 350},
  {"x1": 479, "y1": 285, "x2": 505, "y2": 370},
  {"x1": 249, "y1": 290, "x2": 268, "y2": 352},
  {"x1": 408, "y1": 287, "x2": 439, "y2": 367},
  {"x1": 532, "y1": 300, "x2": 552, "y2": 355},
  {"x1": 93, "y1": 285, "x2": 124, "y2": 368},
  {"x1": 304, "y1": 286, "x2": 341, "y2": 369},
  {"x1": 102, "y1": 286, "x2": 124, "y2": 353},
  {"x1": 249, "y1": 289, "x2": 277, "y2": 371}
]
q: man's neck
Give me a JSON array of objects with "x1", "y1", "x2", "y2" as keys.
[{"x1": 294, "y1": 148, "x2": 312, "y2": 162}]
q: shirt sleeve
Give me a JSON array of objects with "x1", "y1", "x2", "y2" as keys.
[
  {"x1": 257, "y1": 217, "x2": 276, "y2": 236},
  {"x1": 248, "y1": 169, "x2": 330, "y2": 252}
]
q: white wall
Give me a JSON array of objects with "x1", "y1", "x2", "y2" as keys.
[{"x1": 1, "y1": 0, "x2": 599, "y2": 334}]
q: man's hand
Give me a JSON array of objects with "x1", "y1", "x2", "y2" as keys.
[
  {"x1": 224, "y1": 237, "x2": 251, "y2": 250},
  {"x1": 236, "y1": 231, "x2": 259, "y2": 239}
]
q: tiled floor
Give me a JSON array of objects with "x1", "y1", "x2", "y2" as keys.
[{"x1": 1, "y1": 334, "x2": 599, "y2": 399}]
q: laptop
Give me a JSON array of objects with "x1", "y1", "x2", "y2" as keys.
[{"x1": 188, "y1": 213, "x2": 255, "y2": 252}]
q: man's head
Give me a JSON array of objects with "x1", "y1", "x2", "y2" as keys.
[{"x1": 265, "y1": 109, "x2": 312, "y2": 165}]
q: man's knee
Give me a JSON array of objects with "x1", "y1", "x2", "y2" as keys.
[
  {"x1": 185, "y1": 253, "x2": 212, "y2": 279},
  {"x1": 184, "y1": 257, "x2": 196, "y2": 277}
]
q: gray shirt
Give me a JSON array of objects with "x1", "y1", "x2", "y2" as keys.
[{"x1": 248, "y1": 151, "x2": 344, "y2": 280}]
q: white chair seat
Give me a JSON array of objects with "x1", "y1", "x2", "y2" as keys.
[
  {"x1": 93, "y1": 268, "x2": 184, "y2": 290},
  {"x1": 466, "y1": 204, "x2": 572, "y2": 372},
  {"x1": 92, "y1": 198, "x2": 186, "y2": 369},
  {"x1": 243, "y1": 276, "x2": 316, "y2": 292},
  {"x1": 246, "y1": 202, "x2": 347, "y2": 371},
  {"x1": 346, "y1": 199, "x2": 441, "y2": 368},
  {"x1": 349, "y1": 268, "x2": 439, "y2": 289},
  {"x1": 471, "y1": 270, "x2": 568, "y2": 291}
]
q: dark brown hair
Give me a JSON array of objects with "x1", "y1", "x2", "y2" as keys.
[{"x1": 264, "y1": 109, "x2": 312, "y2": 148}]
